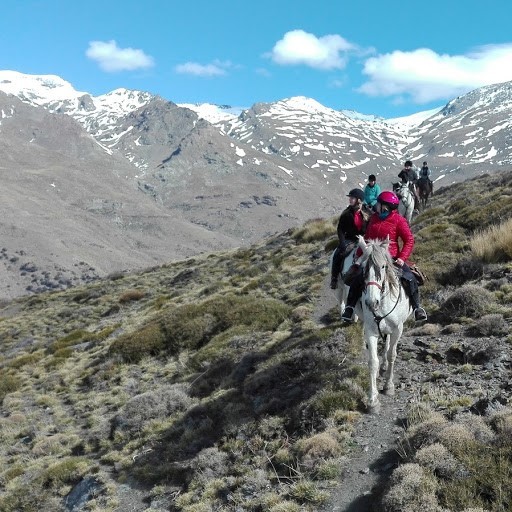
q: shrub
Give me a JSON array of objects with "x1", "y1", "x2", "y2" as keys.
[
  {"x1": 309, "y1": 381, "x2": 366, "y2": 418},
  {"x1": 470, "y1": 217, "x2": 512, "y2": 263},
  {"x1": 437, "y1": 423, "x2": 476, "y2": 452},
  {"x1": 268, "y1": 501, "x2": 302, "y2": 512},
  {"x1": 405, "y1": 412, "x2": 449, "y2": 450},
  {"x1": 190, "y1": 447, "x2": 229, "y2": 482},
  {"x1": 442, "y1": 257, "x2": 484, "y2": 286},
  {"x1": 109, "y1": 321, "x2": 166, "y2": 363},
  {"x1": 466, "y1": 314, "x2": 508, "y2": 337},
  {"x1": 0, "y1": 372, "x2": 21, "y2": 404},
  {"x1": 49, "y1": 329, "x2": 90, "y2": 353},
  {"x1": 414, "y1": 443, "x2": 462, "y2": 479},
  {"x1": 296, "y1": 430, "x2": 343, "y2": 461},
  {"x1": 288, "y1": 480, "x2": 329, "y2": 505},
  {"x1": 292, "y1": 218, "x2": 335, "y2": 243},
  {"x1": 381, "y1": 463, "x2": 439, "y2": 511},
  {"x1": 8, "y1": 352, "x2": 43, "y2": 369},
  {"x1": 441, "y1": 285, "x2": 495, "y2": 319},
  {"x1": 113, "y1": 383, "x2": 193, "y2": 435},
  {"x1": 110, "y1": 294, "x2": 290, "y2": 363},
  {"x1": 119, "y1": 289, "x2": 146, "y2": 303}
]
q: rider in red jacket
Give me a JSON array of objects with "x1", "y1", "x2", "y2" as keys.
[{"x1": 341, "y1": 191, "x2": 427, "y2": 322}]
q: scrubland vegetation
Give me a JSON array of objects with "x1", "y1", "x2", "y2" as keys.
[{"x1": 0, "y1": 170, "x2": 512, "y2": 511}]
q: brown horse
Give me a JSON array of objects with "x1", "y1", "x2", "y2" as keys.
[{"x1": 417, "y1": 177, "x2": 432, "y2": 210}]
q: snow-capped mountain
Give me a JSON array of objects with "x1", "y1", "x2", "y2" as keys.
[
  {"x1": 178, "y1": 103, "x2": 245, "y2": 124},
  {"x1": 406, "y1": 82, "x2": 512, "y2": 179},
  {"x1": 2, "y1": 69, "x2": 512, "y2": 299},
  {"x1": 216, "y1": 96, "x2": 413, "y2": 186}
]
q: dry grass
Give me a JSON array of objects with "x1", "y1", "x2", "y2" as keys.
[
  {"x1": 470, "y1": 217, "x2": 512, "y2": 263},
  {"x1": 389, "y1": 404, "x2": 512, "y2": 512},
  {"x1": 1, "y1": 171, "x2": 512, "y2": 511}
]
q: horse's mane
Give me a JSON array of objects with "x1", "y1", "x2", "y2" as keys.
[{"x1": 365, "y1": 239, "x2": 400, "y2": 293}]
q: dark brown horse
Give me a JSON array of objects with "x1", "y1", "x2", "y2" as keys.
[{"x1": 417, "y1": 177, "x2": 433, "y2": 210}]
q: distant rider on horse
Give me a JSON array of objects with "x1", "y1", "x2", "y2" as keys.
[
  {"x1": 330, "y1": 188, "x2": 369, "y2": 289},
  {"x1": 419, "y1": 161, "x2": 434, "y2": 195},
  {"x1": 398, "y1": 160, "x2": 420, "y2": 211},
  {"x1": 363, "y1": 174, "x2": 381, "y2": 212}
]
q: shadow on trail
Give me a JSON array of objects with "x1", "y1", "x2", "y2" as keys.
[{"x1": 342, "y1": 446, "x2": 400, "y2": 512}]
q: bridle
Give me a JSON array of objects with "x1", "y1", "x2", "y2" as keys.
[{"x1": 363, "y1": 261, "x2": 402, "y2": 341}]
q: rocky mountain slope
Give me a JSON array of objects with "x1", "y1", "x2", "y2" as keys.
[
  {"x1": 0, "y1": 170, "x2": 511, "y2": 511},
  {"x1": 0, "y1": 92, "x2": 234, "y2": 299},
  {"x1": 1, "y1": 70, "x2": 512, "y2": 300}
]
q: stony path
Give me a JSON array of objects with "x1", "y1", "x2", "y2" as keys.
[
  {"x1": 316, "y1": 277, "x2": 413, "y2": 512},
  {"x1": 323, "y1": 380, "x2": 412, "y2": 511}
]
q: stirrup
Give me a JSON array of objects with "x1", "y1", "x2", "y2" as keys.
[
  {"x1": 341, "y1": 306, "x2": 355, "y2": 322},
  {"x1": 414, "y1": 307, "x2": 427, "y2": 322}
]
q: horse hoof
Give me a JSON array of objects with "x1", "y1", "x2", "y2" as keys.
[
  {"x1": 367, "y1": 402, "x2": 381, "y2": 414},
  {"x1": 383, "y1": 387, "x2": 395, "y2": 396}
]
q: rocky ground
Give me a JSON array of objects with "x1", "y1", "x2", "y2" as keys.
[{"x1": 315, "y1": 279, "x2": 512, "y2": 512}]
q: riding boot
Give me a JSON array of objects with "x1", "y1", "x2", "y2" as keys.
[
  {"x1": 341, "y1": 272, "x2": 364, "y2": 322},
  {"x1": 403, "y1": 277, "x2": 427, "y2": 321},
  {"x1": 331, "y1": 247, "x2": 343, "y2": 289}
]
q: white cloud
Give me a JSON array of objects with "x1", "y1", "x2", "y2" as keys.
[
  {"x1": 269, "y1": 29, "x2": 356, "y2": 70},
  {"x1": 359, "y1": 44, "x2": 512, "y2": 103},
  {"x1": 255, "y1": 67, "x2": 272, "y2": 77},
  {"x1": 175, "y1": 60, "x2": 232, "y2": 77},
  {"x1": 86, "y1": 40, "x2": 154, "y2": 72}
]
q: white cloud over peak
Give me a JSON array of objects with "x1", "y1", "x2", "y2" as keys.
[
  {"x1": 359, "y1": 43, "x2": 512, "y2": 103},
  {"x1": 86, "y1": 40, "x2": 154, "y2": 72},
  {"x1": 175, "y1": 60, "x2": 232, "y2": 77},
  {"x1": 269, "y1": 30, "x2": 356, "y2": 70}
]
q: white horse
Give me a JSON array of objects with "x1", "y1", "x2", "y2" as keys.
[
  {"x1": 393, "y1": 182, "x2": 415, "y2": 224},
  {"x1": 330, "y1": 246, "x2": 355, "y2": 316},
  {"x1": 353, "y1": 236, "x2": 413, "y2": 413}
]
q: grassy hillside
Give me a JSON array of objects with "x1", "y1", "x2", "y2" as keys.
[{"x1": 1, "y1": 170, "x2": 512, "y2": 511}]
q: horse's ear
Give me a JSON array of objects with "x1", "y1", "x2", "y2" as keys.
[
  {"x1": 382, "y1": 236, "x2": 391, "y2": 251},
  {"x1": 358, "y1": 235, "x2": 369, "y2": 257}
]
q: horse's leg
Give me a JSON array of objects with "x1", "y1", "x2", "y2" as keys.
[
  {"x1": 380, "y1": 334, "x2": 390, "y2": 375},
  {"x1": 366, "y1": 332, "x2": 381, "y2": 412},
  {"x1": 382, "y1": 326, "x2": 403, "y2": 396}
]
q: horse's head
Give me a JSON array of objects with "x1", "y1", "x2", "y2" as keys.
[{"x1": 357, "y1": 237, "x2": 399, "y2": 312}]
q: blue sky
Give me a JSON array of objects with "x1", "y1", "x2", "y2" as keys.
[{"x1": 2, "y1": 0, "x2": 512, "y2": 118}]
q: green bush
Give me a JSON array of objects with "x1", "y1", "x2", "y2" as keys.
[
  {"x1": 109, "y1": 321, "x2": 166, "y2": 363},
  {"x1": 7, "y1": 352, "x2": 43, "y2": 369},
  {"x1": 441, "y1": 285, "x2": 495, "y2": 319},
  {"x1": 0, "y1": 372, "x2": 21, "y2": 404},
  {"x1": 119, "y1": 289, "x2": 146, "y2": 303},
  {"x1": 292, "y1": 218, "x2": 335, "y2": 243},
  {"x1": 466, "y1": 314, "x2": 508, "y2": 337},
  {"x1": 110, "y1": 294, "x2": 290, "y2": 363}
]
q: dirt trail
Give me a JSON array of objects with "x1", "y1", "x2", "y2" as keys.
[
  {"x1": 315, "y1": 278, "x2": 415, "y2": 512},
  {"x1": 323, "y1": 378, "x2": 412, "y2": 511}
]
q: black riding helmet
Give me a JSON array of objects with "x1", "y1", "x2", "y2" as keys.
[{"x1": 347, "y1": 188, "x2": 364, "y2": 201}]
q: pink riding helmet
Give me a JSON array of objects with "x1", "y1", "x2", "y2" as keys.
[{"x1": 377, "y1": 191, "x2": 400, "y2": 205}]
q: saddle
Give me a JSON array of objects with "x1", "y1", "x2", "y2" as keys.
[
  {"x1": 409, "y1": 265, "x2": 427, "y2": 286},
  {"x1": 342, "y1": 241, "x2": 356, "y2": 257}
]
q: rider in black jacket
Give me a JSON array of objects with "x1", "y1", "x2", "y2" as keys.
[{"x1": 330, "y1": 188, "x2": 368, "y2": 289}]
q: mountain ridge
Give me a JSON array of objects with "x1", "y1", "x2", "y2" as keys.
[{"x1": 1, "y1": 69, "x2": 512, "y2": 300}]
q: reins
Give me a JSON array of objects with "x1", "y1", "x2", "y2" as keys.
[
  {"x1": 372, "y1": 286, "x2": 402, "y2": 342},
  {"x1": 364, "y1": 263, "x2": 402, "y2": 342}
]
